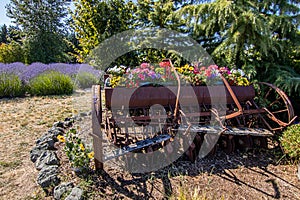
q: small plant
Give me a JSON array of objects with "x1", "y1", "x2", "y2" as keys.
[
  {"x1": 58, "y1": 129, "x2": 94, "y2": 170},
  {"x1": 74, "y1": 72, "x2": 99, "y2": 89},
  {"x1": 170, "y1": 184, "x2": 209, "y2": 200},
  {"x1": 28, "y1": 71, "x2": 73, "y2": 96},
  {"x1": 280, "y1": 124, "x2": 300, "y2": 160},
  {"x1": 0, "y1": 73, "x2": 24, "y2": 98}
]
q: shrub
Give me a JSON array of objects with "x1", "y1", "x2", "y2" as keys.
[
  {"x1": 280, "y1": 124, "x2": 300, "y2": 160},
  {"x1": 74, "y1": 72, "x2": 99, "y2": 89},
  {"x1": 28, "y1": 71, "x2": 73, "y2": 96},
  {"x1": 0, "y1": 41, "x2": 25, "y2": 63},
  {"x1": 0, "y1": 73, "x2": 24, "y2": 98}
]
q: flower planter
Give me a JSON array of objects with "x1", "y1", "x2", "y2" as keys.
[{"x1": 105, "y1": 85, "x2": 255, "y2": 109}]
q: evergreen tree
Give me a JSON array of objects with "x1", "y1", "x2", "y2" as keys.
[
  {"x1": 6, "y1": 0, "x2": 72, "y2": 63},
  {"x1": 176, "y1": 0, "x2": 300, "y2": 94},
  {"x1": 7, "y1": 25, "x2": 24, "y2": 43},
  {"x1": 0, "y1": 25, "x2": 8, "y2": 44}
]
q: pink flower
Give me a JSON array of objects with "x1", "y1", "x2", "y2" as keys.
[
  {"x1": 205, "y1": 69, "x2": 211, "y2": 77},
  {"x1": 140, "y1": 63, "x2": 149, "y2": 69},
  {"x1": 200, "y1": 67, "x2": 206, "y2": 71},
  {"x1": 219, "y1": 67, "x2": 230, "y2": 75},
  {"x1": 193, "y1": 67, "x2": 199, "y2": 74},
  {"x1": 209, "y1": 65, "x2": 218, "y2": 70},
  {"x1": 138, "y1": 73, "x2": 145, "y2": 80}
]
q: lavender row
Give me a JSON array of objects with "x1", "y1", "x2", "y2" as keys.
[{"x1": 0, "y1": 62, "x2": 101, "y2": 83}]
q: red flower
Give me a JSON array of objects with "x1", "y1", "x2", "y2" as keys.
[{"x1": 159, "y1": 61, "x2": 170, "y2": 67}]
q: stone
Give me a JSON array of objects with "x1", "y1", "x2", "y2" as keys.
[
  {"x1": 48, "y1": 127, "x2": 64, "y2": 141},
  {"x1": 49, "y1": 126, "x2": 65, "y2": 134},
  {"x1": 30, "y1": 144, "x2": 49, "y2": 163},
  {"x1": 53, "y1": 182, "x2": 74, "y2": 200},
  {"x1": 63, "y1": 120, "x2": 73, "y2": 128},
  {"x1": 79, "y1": 112, "x2": 88, "y2": 117},
  {"x1": 37, "y1": 165, "x2": 60, "y2": 188},
  {"x1": 65, "y1": 187, "x2": 83, "y2": 200},
  {"x1": 36, "y1": 134, "x2": 55, "y2": 150},
  {"x1": 53, "y1": 121, "x2": 64, "y2": 128},
  {"x1": 64, "y1": 117, "x2": 72, "y2": 122},
  {"x1": 63, "y1": 117, "x2": 75, "y2": 128},
  {"x1": 35, "y1": 151, "x2": 60, "y2": 170}
]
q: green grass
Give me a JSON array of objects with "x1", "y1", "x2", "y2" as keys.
[
  {"x1": 0, "y1": 73, "x2": 25, "y2": 98},
  {"x1": 28, "y1": 71, "x2": 74, "y2": 96}
]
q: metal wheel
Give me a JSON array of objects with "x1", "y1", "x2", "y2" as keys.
[
  {"x1": 220, "y1": 135, "x2": 235, "y2": 154},
  {"x1": 254, "y1": 82, "x2": 296, "y2": 131}
]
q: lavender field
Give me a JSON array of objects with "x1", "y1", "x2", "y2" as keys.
[
  {"x1": 0, "y1": 62, "x2": 102, "y2": 97},
  {"x1": 0, "y1": 62, "x2": 101, "y2": 83}
]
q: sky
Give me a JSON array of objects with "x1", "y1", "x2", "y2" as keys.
[{"x1": 0, "y1": 0, "x2": 12, "y2": 26}]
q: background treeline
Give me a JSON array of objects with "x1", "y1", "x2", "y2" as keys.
[{"x1": 0, "y1": 0, "x2": 299, "y2": 99}]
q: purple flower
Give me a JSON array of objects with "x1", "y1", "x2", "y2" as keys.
[{"x1": 0, "y1": 62, "x2": 101, "y2": 84}]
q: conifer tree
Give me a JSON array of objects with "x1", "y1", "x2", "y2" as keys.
[
  {"x1": 176, "y1": 0, "x2": 300, "y2": 94},
  {"x1": 6, "y1": 0, "x2": 71, "y2": 63}
]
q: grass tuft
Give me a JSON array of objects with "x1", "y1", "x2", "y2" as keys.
[{"x1": 28, "y1": 71, "x2": 73, "y2": 96}]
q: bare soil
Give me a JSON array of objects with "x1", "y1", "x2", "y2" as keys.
[{"x1": 0, "y1": 90, "x2": 299, "y2": 200}]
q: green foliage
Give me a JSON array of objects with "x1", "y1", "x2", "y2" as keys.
[
  {"x1": 71, "y1": 0, "x2": 135, "y2": 62},
  {"x1": 0, "y1": 24, "x2": 8, "y2": 44},
  {"x1": 74, "y1": 72, "x2": 99, "y2": 89},
  {"x1": 175, "y1": 0, "x2": 300, "y2": 96},
  {"x1": 24, "y1": 32, "x2": 70, "y2": 64},
  {"x1": 6, "y1": 0, "x2": 72, "y2": 64},
  {"x1": 28, "y1": 71, "x2": 73, "y2": 96},
  {"x1": 0, "y1": 41, "x2": 25, "y2": 63},
  {"x1": 60, "y1": 128, "x2": 93, "y2": 169},
  {"x1": 0, "y1": 73, "x2": 24, "y2": 98},
  {"x1": 280, "y1": 124, "x2": 300, "y2": 160}
]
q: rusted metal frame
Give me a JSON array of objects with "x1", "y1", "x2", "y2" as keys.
[
  {"x1": 252, "y1": 100, "x2": 274, "y2": 132},
  {"x1": 105, "y1": 110, "x2": 114, "y2": 142},
  {"x1": 210, "y1": 108, "x2": 226, "y2": 129},
  {"x1": 92, "y1": 85, "x2": 104, "y2": 170},
  {"x1": 260, "y1": 82, "x2": 296, "y2": 122},
  {"x1": 243, "y1": 108, "x2": 266, "y2": 115},
  {"x1": 263, "y1": 107, "x2": 297, "y2": 128},
  {"x1": 220, "y1": 75, "x2": 243, "y2": 120},
  {"x1": 168, "y1": 59, "x2": 181, "y2": 119}
]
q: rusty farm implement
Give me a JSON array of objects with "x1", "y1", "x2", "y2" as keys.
[{"x1": 90, "y1": 60, "x2": 297, "y2": 170}]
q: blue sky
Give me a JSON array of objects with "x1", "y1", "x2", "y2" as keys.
[{"x1": 0, "y1": 0, "x2": 12, "y2": 26}]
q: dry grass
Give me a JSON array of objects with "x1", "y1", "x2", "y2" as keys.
[
  {"x1": 0, "y1": 89, "x2": 299, "y2": 200},
  {"x1": 0, "y1": 90, "x2": 91, "y2": 199}
]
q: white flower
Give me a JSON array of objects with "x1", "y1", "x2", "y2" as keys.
[
  {"x1": 230, "y1": 69, "x2": 237, "y2": 74},
  {"x1": 238, "y1": 69, "x2": 245, "y2": 76},
  {"x1": 128, "y1": 73, "x2": 133, "y2": 79}
]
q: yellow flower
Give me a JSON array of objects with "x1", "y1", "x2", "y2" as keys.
[
  {"x1": 177, "y1": 68, "x2": 183, "y2": 73},
  {"x1": 189, "y1": 67, "x2": 194, "y2": 71},
  {"x1": 57, "y1": 135, "x2": 65, "y2": 143},
  {"x1": 79, "y1": 143, "x2": 85, "y2": 151},
  {"x1": 183, "y1": 64, "x2": 189, "y2": 69},
  {"x1": 87, "y1": 151, "x2": 94, "y2": 159}
]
